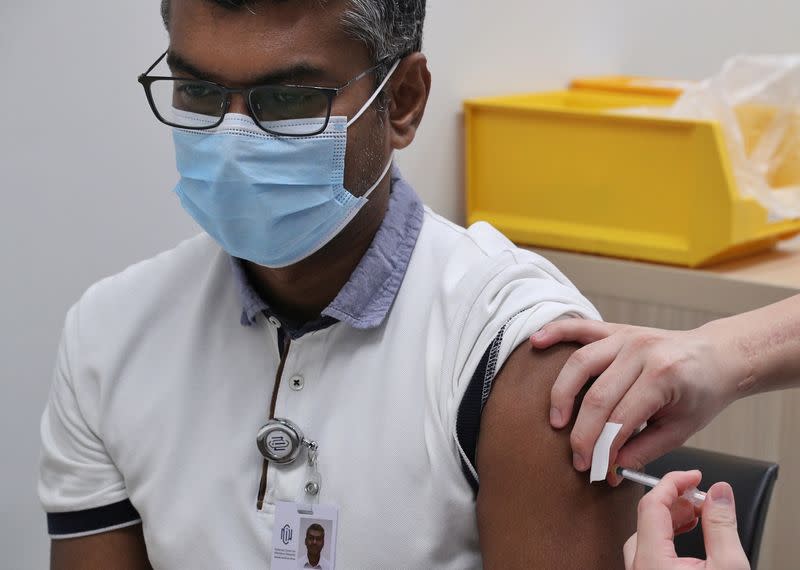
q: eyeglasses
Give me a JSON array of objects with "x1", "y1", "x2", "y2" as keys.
[{"x1": 137, "y1": 51, "x2": 389, "y2": 137}]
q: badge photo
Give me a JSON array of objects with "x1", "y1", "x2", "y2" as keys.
[{"x1": 271, "y1": 501, "x2": 339, "y2": 570}]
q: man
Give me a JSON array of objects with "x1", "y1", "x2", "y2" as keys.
[
  {"x1": 300, "y1": 524, "x2": 329, "y2": 570},
  {"x1": 39, "y1": 1, "x2": 638, "y2": 568}
]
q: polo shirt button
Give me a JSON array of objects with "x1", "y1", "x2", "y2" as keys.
[
  {"x1": 267, "y1": 316, "x2": 281, "y2": 328},
  {"x1": 290, "y1": 375, "x2": 305, "y2": 391}
]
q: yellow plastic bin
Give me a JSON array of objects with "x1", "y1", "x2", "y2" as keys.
[
  {"x1": 569, "y1": 75, "x2": 694, "y2": 99},
  {"x1": 464, "y1": 89, "x2": 800, "y2": 267}
]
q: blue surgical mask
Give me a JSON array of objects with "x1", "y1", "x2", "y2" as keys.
[{"x1": 172, "y1": 62, "x2": 398, "y2": 268}]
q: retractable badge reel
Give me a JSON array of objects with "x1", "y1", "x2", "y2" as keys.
[
  {"x1": 257, "y1": 418, "x2": 322, "y2": 498},
  {"x1": 260, "y1": 422, "x2": 336, "y2": 569}
]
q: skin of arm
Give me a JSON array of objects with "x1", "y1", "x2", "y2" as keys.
[
  {"x1": 717, "y1": 293, "x2": 800, "y2": 394},
  {"x1": 477, "y1": 342, "x2": 641, "y2": 569},
  {"x1": 51, "y1": 525, "x2": 152, "y2": 570}
]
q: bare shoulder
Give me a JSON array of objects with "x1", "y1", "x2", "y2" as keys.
[
  {"x1": 476, "y1": 342, "x2": 640, "y2": 569},
  {"x1": 51, "y1": 524, "x2": 151, "y2": 570}
]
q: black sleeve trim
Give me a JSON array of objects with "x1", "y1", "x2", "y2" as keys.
[
  {"x1": 456, "y1": 327, "x2": 506, "y2": 494},
  {"x1": 47, "y1": 499, "x2": 141, "y2": 538}
]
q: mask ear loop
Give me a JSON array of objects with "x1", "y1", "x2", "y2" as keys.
[
  {"x1": 346, "y1": 60, "x2": 401, "y2": 198},
  {"x1": 360, "y1": 154, "x2": 395, "y2": 202},
  {"x1": 346, "y1": 59, "x2": 402, "y2": 128}
]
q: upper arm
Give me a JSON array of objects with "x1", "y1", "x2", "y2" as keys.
[
  {"x1": 51, "y1": 525, "x2": 152, "y2": 570},
  {"x1": 476, "y1": 342, "x2": 640, "y2": 569}
]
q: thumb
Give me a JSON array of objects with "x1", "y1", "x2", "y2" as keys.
[
  {"x1": 701, "y1": 482, "x2": 749, "y2": 568},
  {"x1": 622, "y1": 533, "x2": 637, "y2": 570}
]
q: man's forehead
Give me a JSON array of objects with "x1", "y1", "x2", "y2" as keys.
[{"x1": 167, "y1": 0, "x2": 370, "y2": 85}]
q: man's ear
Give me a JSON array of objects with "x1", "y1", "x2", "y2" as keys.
[{"x1": 386, "y1": 53, "x2": 431, "y2": 150}]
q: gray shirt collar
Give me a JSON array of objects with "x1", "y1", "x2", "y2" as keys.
[{"x1": 231, "y1": 166, "x2": 424, "y2": 339}]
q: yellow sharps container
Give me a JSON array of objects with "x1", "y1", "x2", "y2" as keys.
[{"x1": 465, "y1": 82, "x2": 800, "y2": 267}]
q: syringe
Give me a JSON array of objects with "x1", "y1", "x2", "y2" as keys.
[{"x1": 616, "y1": 467, "x2": 707, "y2": 507}]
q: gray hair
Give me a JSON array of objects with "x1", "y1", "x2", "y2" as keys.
[{"x1": 160, "y1": 1, "x2": 426, "y2": 79}]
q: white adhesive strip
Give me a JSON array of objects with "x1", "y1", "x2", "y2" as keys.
[{"x1": 590, "y1": 422, "x2": 623, "y2": 483}]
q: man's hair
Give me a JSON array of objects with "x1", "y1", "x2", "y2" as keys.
[
  {"x1": 160, "y1": 1, "x2": 426, "y2": 79},
  {"x1": 306, "y1": 523, "x2": 325, "y2": 537}
]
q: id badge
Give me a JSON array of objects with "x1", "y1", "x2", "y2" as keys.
[{"x1": 271, "y1": 501, "x2": 339, "y2": 570}]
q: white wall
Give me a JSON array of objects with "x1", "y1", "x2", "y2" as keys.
[
  {"x1": 618, "y1": 0, "x2": 800, "y2": 80},
  {"x1": 0, "y1": 4, "x2": 194, "y2": 569},
  {"x1": 3, "y1": 1, "x2": 799, "y2": 568}
]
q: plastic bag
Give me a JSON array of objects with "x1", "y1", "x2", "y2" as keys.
[
  {"x1": 670, "y1": 55, "x2": 800, "y2": 220},
  {"x1": 610, "y1": 56, "x2": 800, "y2": 220}
]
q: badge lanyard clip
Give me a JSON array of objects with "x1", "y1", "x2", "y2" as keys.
[
  {"x1": 257, "y1": 418, "x2": 323, "y2": 504},
  {"x1": 300, "y1": 439, "x2": 322, "y2": 505}
]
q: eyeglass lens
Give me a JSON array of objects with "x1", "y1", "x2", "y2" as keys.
[{"x1": 147, "y1": 79, "x2": 331, "y2": 135}]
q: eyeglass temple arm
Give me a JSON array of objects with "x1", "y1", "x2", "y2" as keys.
[
  {"x1": 337, "y1": 58, "x2": 396, "y2": 93},
  {"x1": 140, "y1": 50, "x2": 169, "y2": 80}
]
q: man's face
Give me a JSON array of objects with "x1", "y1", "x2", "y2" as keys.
[
  {"x1": 305, "y1": 528, "x2": 324, "y2": 556},
  {"x1": 167, "y1": 0, "x2": 390, "y2": 197}
]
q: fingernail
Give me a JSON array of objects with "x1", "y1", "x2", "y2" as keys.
[
  {"x1": 573, "y1": 452, "x2": 586, "y2": 471},
  {"x1": 708, "y1": 483, "x2": 733, "y2": 507},
  {"x1": 550, "y1": 407, "x2": 562, "y2": 426}
]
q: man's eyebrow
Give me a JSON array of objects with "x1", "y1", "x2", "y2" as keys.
[{"x1": 166, "y1": 51, "x2": 333, "y2": 86}]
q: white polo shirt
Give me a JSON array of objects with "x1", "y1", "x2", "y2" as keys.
[
  {"x1": 40, "y1": 182, "x2": 599, "y2": 568},
  {"x1": 300, "y1": 556, "x2": 330, "y2": 569}
]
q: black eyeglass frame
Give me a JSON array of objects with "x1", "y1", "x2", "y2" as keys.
[{"x1": 137, "y1": 50, "x2": 392, "y2": 137}]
